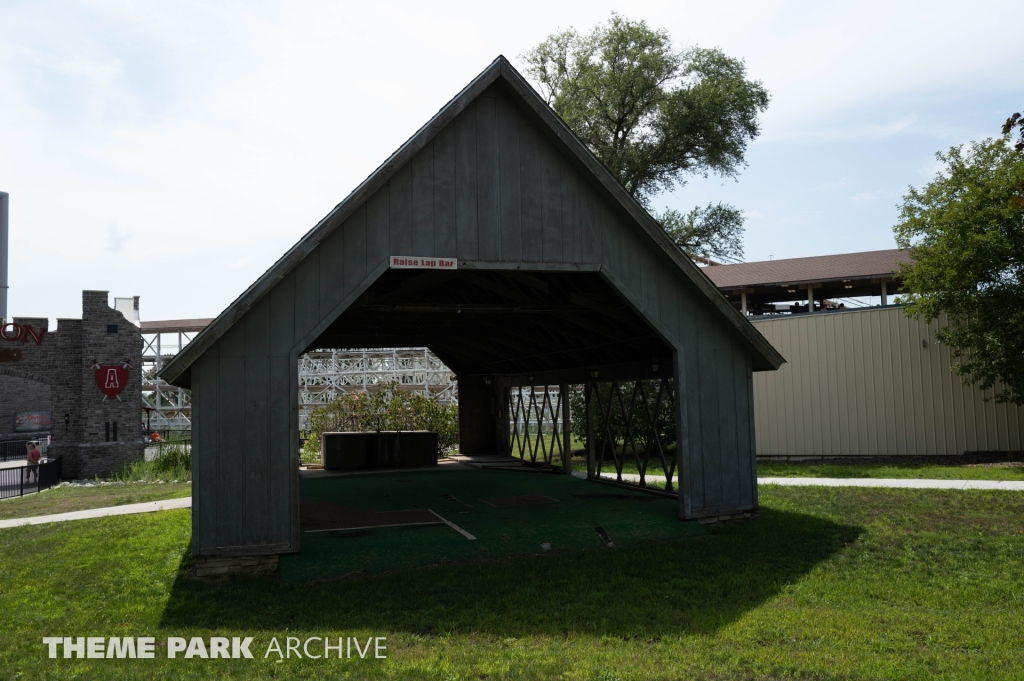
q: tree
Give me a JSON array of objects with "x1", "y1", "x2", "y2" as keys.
[
  {"x1": 1003, "y1": 112, "x2": 1024, "y2": 152},
  {"x1": 658, "y1": 203, "x2": 745, "y2": 262},
  {"x1": 522, "y1": 14, "x2": 767, "y2": 260},
  {"x1": 893, "y1": 136, "x2": 1024, "y2": 404}
]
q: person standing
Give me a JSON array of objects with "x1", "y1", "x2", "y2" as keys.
[{"x1": 25, "y1": 442, "x2": 41, "y2": 483}]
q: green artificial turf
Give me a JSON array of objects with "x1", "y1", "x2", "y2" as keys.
[
  {"x1": 285, "y1": 469, "x2": 704, "y2": 581},
  {"x1": 1, "y1": 486, "x2": 1023, "y2": 679}
]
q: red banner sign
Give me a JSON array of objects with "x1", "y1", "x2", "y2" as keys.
[{"x1": 95, "y1": 365, "x2": 129, "y2": 399}]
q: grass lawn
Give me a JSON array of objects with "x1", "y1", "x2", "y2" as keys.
[
  {"x1": 570, "y1": 456, "x2": 1024, "y2": 481},
  {"x1": 0, "y1": 482, "x2": 192, "y2": 520},
  {"x1": 757, "y1": 461, "x2": 1024, "y2": 480},
  {"x1": 1, "y1": 486, "x2": 1022, "y2": 679}
]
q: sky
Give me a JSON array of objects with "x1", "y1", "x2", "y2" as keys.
[{"x1": 1, "y1": 0, "x2": 1021, "y2": 322}]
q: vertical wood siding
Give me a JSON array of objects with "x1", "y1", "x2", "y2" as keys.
[
  {"x1": 189, "y1": 85, "x2": 758, "y2": 554},
  {"x1": 752, "y1": 307, "x2": 1024, "y2": 456}
]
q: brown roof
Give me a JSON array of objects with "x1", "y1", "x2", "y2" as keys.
[
  {"x1": 703, "y1": 249, "x2": 912, "y2": 289},
  {"x1": 140, "y1": 318, "x2": 214, "y2": 333}
]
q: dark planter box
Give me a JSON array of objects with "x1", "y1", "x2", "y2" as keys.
[{"x1": 320, "y1": 431, "x2": 439, "y2": 471}]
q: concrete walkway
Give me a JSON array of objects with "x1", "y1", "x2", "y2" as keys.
[
  {"x1": 0, "y1": 496, "x2": 191, "y2": 529},
  {"x1": 5, "y1": 471, "x2": 1024, "y2": 530},
  {"x1": 575, "y1": 471, "x2": 1024, "y2": 491}
]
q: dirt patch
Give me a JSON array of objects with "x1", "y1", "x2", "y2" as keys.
[
  {"x1": 301, "y1": 499, "x2": 440, "y2": 532},
  {"x1": 478, "y1": 495, "x2": 560, "y2": 508}
]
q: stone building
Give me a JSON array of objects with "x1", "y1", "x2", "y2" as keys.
[{"x1": 0, "y1": 291, "x2": 143, "y2": 478}]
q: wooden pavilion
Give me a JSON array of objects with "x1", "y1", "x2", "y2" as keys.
[{"x1": 160, "y1": 56, "x2": 784, "y2": 562}]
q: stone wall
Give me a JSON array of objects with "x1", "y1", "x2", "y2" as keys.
[
  {"x1": 0, "y1": 291, "x2": 144, "y2": 477},
  {"x1": 0, "y1": 375, "x2": 51, "y2": 438}
]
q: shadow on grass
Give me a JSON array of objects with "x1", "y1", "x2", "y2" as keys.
[{"x1": 160, "y1": 507, "x2": 859, "y2": 638}]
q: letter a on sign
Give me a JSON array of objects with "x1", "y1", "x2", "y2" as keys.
[{"x1": 95, "y1": 365, "x2": 129, "y2": 399}]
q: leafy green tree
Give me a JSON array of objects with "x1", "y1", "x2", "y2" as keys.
[
  {"x1": 522, "y1": 14, "x2": 767, "y2": 260},
  {"x1": 659, "y1": 203, "x2": 745, "y2": 262},
  {"x1": 1003, "y1": 112, "x2": 1024, "y2": 152},
  {"x1": 894, "y1": 136, "x2": 1024, "y2": 404}
]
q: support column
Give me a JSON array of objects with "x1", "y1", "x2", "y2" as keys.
[
  {"x1": 457, "y1": 375, "x2": 498, "y2": 455},
  {"x1": 586, "y1": 383, "x2": 595, "y2": 480},
  {"x1": 499, "y1": 380, "x2": 510, "y2": 458},
  {"x1": 740, "y1": 290, "x2": 747, "y2": 315},
  {"x1": 673, "y1": 347, "x2": 691, "y2": 519},
  {"x1": 881, "y1": 280, "x2": 888, "y2": 307},
  {"x1": 807, "y1": 285, "x2": 814, "y2": 312},
  {"x1": 560, "y1": 384, "x2": 571, "y2": 474}
]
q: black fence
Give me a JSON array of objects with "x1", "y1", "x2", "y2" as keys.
[
  {"x1": 0, "y1": 439, "x2": 49, "y2": 463},
  {"x1": 0, "y1": 457, "x2": 62, "y2": 500}
]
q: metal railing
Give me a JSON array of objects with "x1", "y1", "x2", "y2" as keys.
[
  {"x1": 0, "y1": 439, "x2": 49, "y2": 463},
  {"x1": 0, "y1": 456, "x2": 62, "y2": 500}
]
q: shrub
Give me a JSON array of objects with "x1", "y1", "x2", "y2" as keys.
[
  {"x1": 112, "y1": 442, "x2": 192, "y2": 482},
  {"x1": 304, "y1": 381, "x2": 459, "y2": 459}
]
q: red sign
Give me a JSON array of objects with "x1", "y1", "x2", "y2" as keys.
[{"x1": 95, "y1": 365, "x2": 129, "y2": 399}]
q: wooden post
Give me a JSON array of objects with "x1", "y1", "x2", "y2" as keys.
[
  {"x1": 881, "y1": 280, "x2": 888, "y2": 307},
  {"x1": 673, "y1": 347, "x2": 691, "y2": 519},
  {"x1": 586, "y1": 383, "x2": 595, "y2": 479},
  {"x1": 498, "y1": 380, "x2": 510, "y2": 457},
  {"x1": 807, "y1": 285, "x2": 814, "y2": 312},
  {"x1": 560, "y1": 383, "x2": 571, "y2": 473},
  {"x1": 740, "y1": 290, "x2": 747, "y2": 315}
]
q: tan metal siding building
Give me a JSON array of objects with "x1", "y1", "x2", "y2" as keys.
[{"x1": 751, "y1": 306, "x2": 1024, "y2": 456}]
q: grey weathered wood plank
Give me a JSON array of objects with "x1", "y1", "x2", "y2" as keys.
[
  {"x1": 244, "y1": 296, "x2": 271, "y2": 546},
  {"x1": 293, "y1": 247, "x2": 320, "y2": 346},
  {"x1": 679, "y1": 296, "x2": 704, "y2": 511},
  {"x1": 269, "y1": 272, "x2": 294, "y2": 357},
  {"x1": 216, "y1": 324, "x2": 247, "y2": 547},
  {"x1": 318, "y1": 223, "x2": 345, "y2": 315},
  {"x1": 698, "y1": 313, "x2": 723, "y2": 510},
  {"x1": 365, "y1": 186, "x2": 390, "y2": 269},
  {"x1": 454, "y1": 104, "x2": 479, "y2": 260},
  {"x1": 343, "y1": 204, "x2": 367, "y2": 297},
  {"x1": 560, "y1": 164, "x2": 581, "y2": 264},
  {"x1": 496, "y1": 93, "x2": 521, "y2": 262},
  {"x1": 267, "y1": 273, "x2": 295, "y2": 547},
  {"x1": 389, "y1": 164, "x2": 413, "y2": 255},
  {"x1": 193, "y1": 348, "x2": 218, "y2": 551},
  {"x1": 718, "y1": 334, "x2": 741, "y2": 508},
  {"x1": 579, "y1": 183, "x2": 600, "y2": 264},
  {"x1": 433, "y1": 123, "x2": 457, "y2": 258},
  {"x1": 475, "y1": 95, "x2": 499, "y2": 261},
  {"x1": 638, "y1": 245, "x2": 660, "y2": 328},
  {"x1": 540, "y1": 139, "x2": 562, "y2": 263},
  {"x1": 269, "y1": 354, "x2": 291, "y2": 545},
  {"x1": 411, "y1": 145, "x2": 434, "y2": 257},
  {"x1": 735, "y1": 349, "x2": 754, "y2": 505},
  {"x1": 518, "y1": 117, "x2": 544, "y2": 262}
]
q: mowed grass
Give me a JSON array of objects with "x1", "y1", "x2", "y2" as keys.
[
  {"x1": 570, "y1": 455, "x2": 1024, "y2": 481},
  {"x1": 757, "y1": 461, "x2": 1024, "y2": 480},
  {"x1": 1, "y1": 486, "x2": 1023, "y2": 680},
  {"x1": 0, "y1": 482, "x2": 192, "y2": 520}
]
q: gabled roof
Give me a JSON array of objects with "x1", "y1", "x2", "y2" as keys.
[
  {"x1": 704, "y1": 249, "x2": 911, "y2": 289},
  {"x1": 161, "y1": 56, "x2": 783, "y2": 384}
]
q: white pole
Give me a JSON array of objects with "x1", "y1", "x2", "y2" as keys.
[
  {"x1": 807, "y1": 285, "x2": 814, "y2": 312},
  {"x1": 881, "y1": 281, "x2": 888, "y2": 307},
  {"x1": 740, "y1": 290, "x2": 747, "y2": 315}
]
